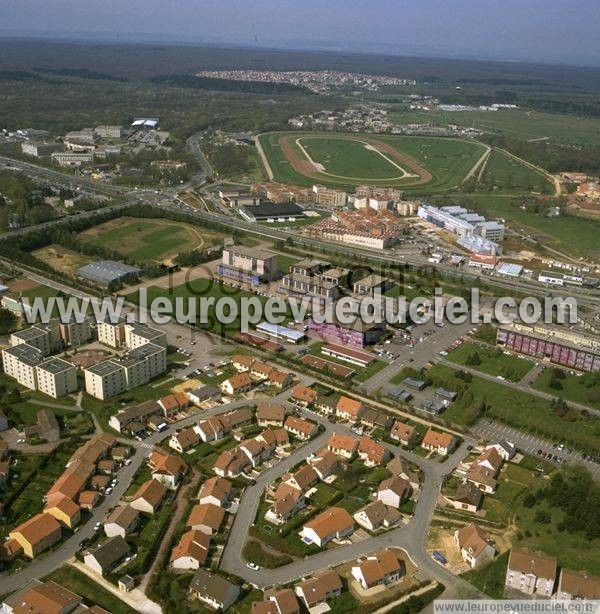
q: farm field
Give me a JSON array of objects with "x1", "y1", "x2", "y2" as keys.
[
  {"x1": 258, "y1": 131, "x2": 487, "y2": 192},
  {"x1": 390, "y1": 108, "x2": 600, "y2": 147},
  {"x1": 76, "y1": 216, "x2": 223, "y2": 263}
]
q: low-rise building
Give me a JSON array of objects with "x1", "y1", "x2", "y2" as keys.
[
  {"x1": 171, "y1": 529, "x2": 211, "y2": 570},
  {"x1": 557, "y1": 569, "x2": 600, "y2": 600},
  {"x1": 130, "y1": 479, "x2": 167, "y2": 514},
  {"x1": 256, "y1": 403, "x2": 286, "y2": 427},
  {"x1": 198, "y1": 476, "x2": 234, "y2": 507},
  {"x1": 351, "y1": 549, "x2": 405, "y2": 590},
  {"x1": 376, "y1": 477, "x2": 412, "y2": 509},
  {"x1": 84, "y1": 536, "x2": 131, "y2": 576},
  {"x1": 505, "y1": 548, "x2": 557, "y2": 596},
  {"x1": 9, "y1": 513, "x2": 62, "y2": 558},
  {"x1": 390, "y1": 421, "x2": 416, "y2": 446},
  {"x1": 104, "y1": 505, "x2": 140, "y2": 538},
  {"x1": 220, "y1": 372, "x2": 253, "y2": 395},
  {"x1": 421, "y1": 429, "x2": 455, "y2": 456},
  {"x1": 190, "y1": 569, "x2": 241, "y2": 611},
  {"x1": 454, "y1": 523, "x2": 496, "y2": 568},
  {"x1": 353, "y1": 500, "x2": 400, "y2": 532},
  {"x1": 294, "y1": 571, "x2": 342, "y2": 609},
  {"x1": 327, "y1": 432, "x2": 359, "y2": 459},
  {"x1": 283, "y1": 416, "x2": 318, "y2": 440},
  {"x1": 300, "y1": 506, "x2": 354, "y2": 547}
]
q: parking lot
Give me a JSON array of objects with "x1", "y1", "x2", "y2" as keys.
[{"x1": 473, "y1": 419, "x2": 600, "y2": 479}]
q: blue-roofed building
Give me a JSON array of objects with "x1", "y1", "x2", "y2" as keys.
[
  {"x1": 255, "y1": 322, "x2": 306, "y2": 344},
  {"x1": 76, "y1": 260, "x2": 143, "y2": 288}
]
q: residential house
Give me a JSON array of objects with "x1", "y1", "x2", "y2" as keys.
[
  {"x1": 485, "y1": 440, "x2": 516, "y2": 461},
  {"x1": 289, "y1": 384, "x2": 317, "y2": 407},
  {"x1": 446, "y1": 483, "x2": 482, "y2": 513},
  {"x1": 220, "y1": 373, "x2": 253, "y2": 396},
  {"x1": 314, "y1": 395, "x2": 337, "y2": 415},
  {"x1": 219, "y1": 408, "x2": 252, "y2": 430},
  {"x1": 358, "y1": 436, "x2": 389, "y2": 467},
  {"x1": 130, "y1": 479, "x2": 167, "y2": 514},
  {"x1": 335, "y1": 396, "x2": 364, "y2": 421},
  {"x1": 454, "y1": 523, "x2": 496, "y2": 568},
  {"x1": 284, "y1": 464, "x2": 318, "y2": 493},
  {"x1": 9, "y1": 513, "x2": 62, "y2": 558},
  {"x1": 149, "y1": 448, "x2": 187, "y2": 489},
  {"x1": 256, "y1": 403, "x2": 286, "y2": 427},
  {"x1": 78, "y1": 489, "x2": 100, "y2": 510},
  {"x1": 300, "y1": 506, "x2": 354, "y2": 547},
  {"x1": 83, "y1": 536, "x2": 131, "y2": 576},
  {"x1": 187, "y1": 385, "x2": 222, "y2": 406},
  {"x1": 251, "y1": 589, "x2": 300, "y2": 614},
  {"x1": 232, "y1": 354, "x2": 255, "y2": 372},
  {"x1": 294, "y1": 571, "x2": 342, "y2": 609},
  {"x1": 353, "y1": 500, "x2": 400, "y2": 532},
  {"x1": 195, "y1": 416, "x2": 227, "y2": 442},
  {"x1": 327, "y1": 432, "x2": 359, "y2": 459},
  {"x1": 284, "y1": 416, "x2": 318, "y2": 441},
  {"x1": 267, "y1": 486, "x2": 305, "y2": 524},
  {"x1": 267, "y1": 370, "x2": 292, "y2": 389},
  {"x1": 351, "y1": 549, "x2": 405, "y2": 590},
  {"x1": 376, "y1": 477, "x2": 412, "y2": 509},
  {"x1": 421, "y1": 429, "x2": 455, "y2": 456},
  {"x1": 188, "y1": 503, "x2": 226, "y2": 535},
  {"x1": 43, "y1": 496, "x2": 81, "y2": 529},
  {"x1": 190, "y1": 569, "x2": 241, "y2": 611},
  {"x1": 557, "y1": 569, "x2": 600, "y2": 600},
  {"x1": 505, "y1": 548, "x2": 557, "y2": 596},
  {"x1": 309, "y1": 449, "x2": 339, "y2": 481},
  {"x1": 386, "y1": 456, "x2": 420, "y2": 492},
  {"x1": 390, "y1": 421, "x2": 416, "y2": 446},
  {"x1": 198, "y1": 476, "x2": 234, "y2": 507},
  {"x1": 104, "y1": 505, "x2": 140, "y2": 538},
  {"x1": 360, "y1": 409, "x2": 392, "y2": 430},
  {"x1": 170, "y1": 427, "x2": 202, "y2": 453},
  {"x1": 170, "y1": 529, "x2": 211, "y2": 570},
  {"x1": 213, "y1": 449, "x2": 250, "y2": 478},
  {"x1": 0, "y1": 580, "x2": 83, "y2": 613}
]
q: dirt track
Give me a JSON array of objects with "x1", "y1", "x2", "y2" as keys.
[{"x1": 278, "y1": 133, "x2": 433, "y2": 186}]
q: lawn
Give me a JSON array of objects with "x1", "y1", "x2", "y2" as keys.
[
  {"x1": 242, "y1": 539, "x2": 293, "y2": 568},
  {"x1": 391, "y1": 108, "x2": 600, "y2": 147},
  {"x1": 476, "y1": 149, "x2": 554, "y2": 195},
  {"x1": 462, "y1": 551, "x2": 509, "y2": 598},
  {"x1": 429, "y1": 364, "x2": 600, "y2": 451},
  {"x1": 77, "y1": 216, "x2": 223, "y2": 262},
  {"x1": 45, "y1": 566, "x2": 136, "y2": 614},
  {"x1": 298, "y1": 135, "x2": 408, "y2": 180},
  {"x1": 532, "y1": 368, "x2": 600, "y2": 410},
  {"x1": 447, "y1": 342, "x2": 534, "y2": 382}
]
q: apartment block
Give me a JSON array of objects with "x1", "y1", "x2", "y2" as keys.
[{"x1": 35, "y1": 357, "x2": 78, "y2": 398}]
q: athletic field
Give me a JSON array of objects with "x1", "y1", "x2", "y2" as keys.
[{"x1": 257, "y1": 131, "x2": 489, "y2": 192}]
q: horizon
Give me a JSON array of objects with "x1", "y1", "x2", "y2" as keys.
[{"x1": 0, "y1": 0, "x2": 599, "y2": 67}]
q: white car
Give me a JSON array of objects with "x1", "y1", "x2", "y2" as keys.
[
  {"x1": 104, "y1": 487, "x2": 113, "y2": 495},
  {"x1": 246, "y1": 562, "x2": 260, "y2": 571}
]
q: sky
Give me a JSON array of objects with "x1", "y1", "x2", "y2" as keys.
[{"x1": 1, "y1": 0, "x2": 599, "y2": 66}]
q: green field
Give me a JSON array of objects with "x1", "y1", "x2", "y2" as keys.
[
  {"x1": 476, "y1": 150, "x2": 554, "y2": 195},
  {"x1": 532, "y1": 368, "x2": 600, "y2": 409},
  {"x1": 390, "y1": 109, "x2": 600, "y2": 147},
  {"x1": 77, "y1": 216, "x2": 223, "y2": 262},
  {"x1": 428, "y1": 364, "x2": 600, "y2": 452},
  {"x1": 258, "y1": 131, "x2": 487, "y2": 192},
  {"x1": 298, "y1": 136, "x2": 409, "y2": 180},
  {"x1": 447, "y1": 342, "x2": 534, "y2": 382}
]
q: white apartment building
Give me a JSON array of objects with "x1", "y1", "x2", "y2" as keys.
[
  {"x1": 10, "y1": 326, "x2": 55, "y2": 356},
  {"x1": 1, "y1": 345, "x2": 44, "y2": 390},
  {"x1": 94, "y1": 125, "x2": 125, "y2": 139},
  {"x1": 35, "y1": 357, "x2": 78, "y2": 398},
  {"x1": 84, "y1": 343, "x2": 166, "y2": 400},
  {"x1": 125, "y1": 323, "x2": 167, "y2": 349},
  {"x1": 51, "y1": 151, "x2": 94, "y2": 167},
  {"x1": 97, "y1": 318, "x2": 128, "y2": 348}
]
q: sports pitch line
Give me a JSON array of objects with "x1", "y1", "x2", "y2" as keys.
[{"x1": 295, "y1": 136, "x2": 419, "y2": 182}]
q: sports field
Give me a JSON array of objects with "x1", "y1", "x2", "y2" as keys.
[
  {"x1": 258, "y1": 131, "x2": 488, "y2": 192},
  {"x1": 76, "y1": 217, "x2": 223, "y2": 263}
]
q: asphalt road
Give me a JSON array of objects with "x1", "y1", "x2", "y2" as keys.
[{"x1": 219, "y1": 405, "x2": 480, "y2": 596}]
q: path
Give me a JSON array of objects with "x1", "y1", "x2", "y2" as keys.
[
  {"x1": 138, "y1": 469, "x2": 202, "y2": 593},
  {"x1": 69, "y1": 559, "x2": 162, "y2": 614}
]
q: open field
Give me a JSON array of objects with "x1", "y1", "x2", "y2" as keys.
[
  {"x1": 428, "y1": 364, "x2": 600, "y2": 452},
  {"x1": 532, "y1": 368, "x2": 600, "y2": 410},
  {"x1": 258, "y1": 131, "x2": 487, "y2": 192},
  {"x1": 475, "y1": 150, "x2": 554, "y2": 195},
  {"x1": 390, "y1": 109, "x2": 600, "y2": 147},
  {"x1": 32, "y1": 244, "x2": 94, "y2": 277},
  {"x1": 447, "y1": 342, "x2": 534, "y2": 382},
  {"x1": 77, "y1": 216, "x2": 223, "y2": 263}
]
